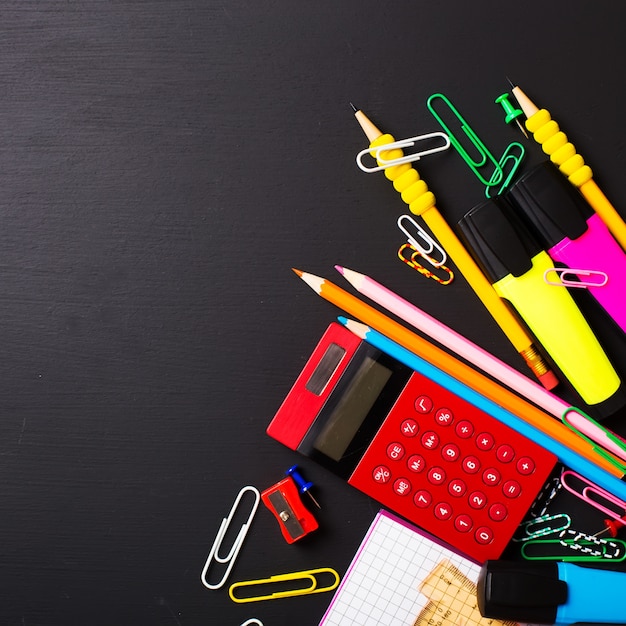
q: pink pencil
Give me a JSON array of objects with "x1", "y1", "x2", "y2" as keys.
[{"x1": 335, "y1": 265, "x2": 569, "y2": 419}]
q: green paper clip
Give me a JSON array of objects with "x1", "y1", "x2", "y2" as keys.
[
  {"x1": 513, "y1": 513, "x2": 571, "y2": 542},
  {"x1": 485, "y1": 141, "x2": 525, "y2": 199},
  {"x1": 427, "y1": 93, "x2": 504, "y2": 188},
  {"x1": 521, "y1": 537, "x2": 626, "y2": 562},
  {"x1": 427, "y1": 93, "x2": 524, "y2": 195},
  {"x1": 521, "y1": 529, "x2": 626, "y2": 562}
]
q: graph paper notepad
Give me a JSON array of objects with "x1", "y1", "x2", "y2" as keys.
[{"x1": 319, "y1": 510, "x2": 519, "y2": 626}]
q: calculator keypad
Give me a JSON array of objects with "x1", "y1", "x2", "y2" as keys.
[{"x1": 348, "y1": 371, "x2": 557, "y2": 562}]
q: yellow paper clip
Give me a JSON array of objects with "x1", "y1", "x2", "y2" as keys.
[
  {"x1": 356, "y1": 132, "x2": 450, "y2": 173},
  {"x1": 228, "y1": 567, "x2": 340, "y2": 603},
  {"x1": 201, "y1": 485, "x2": 260, "y2": 591},
  {"x1": 398, "y1": 243, "x2": 454, "y2": 285}
]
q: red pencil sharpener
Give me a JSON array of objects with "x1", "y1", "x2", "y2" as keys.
[{"x1": 261, "y1": 476, "x2": 319, "y2": 543}]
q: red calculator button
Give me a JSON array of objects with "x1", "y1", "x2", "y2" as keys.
[
  {"x1": 434, "y1": 502, "x2": 453, "y2": 520},
  {"x1": 475, "y1": 526, "x2": 494, "y2": 545},
  {"x1": 407, "y1": 454, "x2": 426, "y2": 473},
  {"x1": 373, "y1": 465, "x2": 391, "y2": 484},
  {"x1": 455, "y1": 420, "x2": 474, "y2": 439},
  {"x1": 435, "y1": 408, "x2": 454, "y2": 426},
  {"x1": 468, "y1": 490, "x2": 487, "y2": 509},
  {"x1": 448, "y1": 478, "x2": 467, "y2": 498},
  {"x1": 482, "y1": 467, "x2": 501, "y2": 486},
  {"x1": 414, "y1": 490, "x2": 432, "y2": 508},
  {"x1": 454, "y1": 514, "x2": 473, "y2": 533},
  {"x1": 503, "y1": 480, "x2": 522, "y2": 498},
  {"x1": 400, "y1": 419, "x2": 420, "y2": 438},
  {"x1": 462, "y1": 455, "x2": 481, "y2": 474},
  {"x1": 489, "y1": 502, "x2": 508, "y2": 521},
  {"x1": 387, "y1": 442, "x2": 405, "y2": 461},
  {"x1": 476, "y1": 432, "x2": 495, "y2": 451},
  {"x1": 421, "y1": 431, "x2": 439, "y2": 450},
  {"x1": 517, "y1": 456, "x2": 536, "y2": 475},
  {"x1": 415, "y1": 395, "x2": 433, "y2": 413},
  {"x1": 441, "y1": 443, "x2": 460, "y2": 462},
  {"x1": 393, "y1": 478, "x2": 412, "y2": 496},
  {"x1": 496, "y1": 444, "x2": 515, "y2": 463},
  {"x1": 428, "y1": 467, "x2": 446, "y2": 486}
]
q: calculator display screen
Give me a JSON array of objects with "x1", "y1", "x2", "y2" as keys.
[
  {"x1": 312, "y1": 356, "x2": 392, "y2": 461},
  {"x1": 297, "y1": 342, "x2": 412, "y2": 478}
]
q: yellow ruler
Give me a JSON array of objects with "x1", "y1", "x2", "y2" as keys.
[{"x1": 414, "y1": 560, "x2": 517, "y2": 626}]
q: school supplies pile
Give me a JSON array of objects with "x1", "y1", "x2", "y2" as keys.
[{"x1": 203, "y1": 81, "x2": 626, "y2": 625}]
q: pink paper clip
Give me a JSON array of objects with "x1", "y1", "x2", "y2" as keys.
[
  {"x1": 561, "y1": 470, "x2": 626, "y2": 520},
  {"x1": 543, "y1": 267, "x2": 608, "y2": 288}
]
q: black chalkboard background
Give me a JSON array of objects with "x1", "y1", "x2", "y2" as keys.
[{"x1": 1, "y1": 2, "x2": 625, "y2": 624}]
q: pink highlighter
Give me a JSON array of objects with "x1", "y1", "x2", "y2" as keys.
[{"x1": 507, "y1": 161, "x2": 626, "y2": 334}]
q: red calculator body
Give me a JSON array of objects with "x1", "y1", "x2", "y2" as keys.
[{"x1": 267, "y1": 323, "x2": 557, "y2": 563}]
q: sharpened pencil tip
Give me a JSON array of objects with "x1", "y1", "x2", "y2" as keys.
[
  {"x1": 506, "y1": 76, "x2": 516, "y2": 89},
  {"x1": 294, "y1": 269, "x2": 324, "y2": 293},
  {"x1": 349, "y1": 102, "x2": 358, "y2": 112},
  {"x1": 334, "y1": 265, "x2": 345, "y2": 275},
  {"x1": 340, "y1": 317, "x2": 368, "y2": 339}
]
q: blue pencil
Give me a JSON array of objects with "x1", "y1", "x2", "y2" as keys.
[{"x1": 339, "y1": 316, "x2": 626, "y2": 504}]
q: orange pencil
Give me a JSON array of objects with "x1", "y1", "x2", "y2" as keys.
[{"x1": 293, "y1": 268, "x2": 624, "y2": 478}]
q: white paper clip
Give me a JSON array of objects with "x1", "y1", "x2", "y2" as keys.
[
  {"x1": 240, "y1": 620, "x2": 263, "y2": 626},
  {"x1": 356, "y1": 132, "x2": 450, "y2": 173},
  {"x1": 397, "y1": 214, "x2": 447, "y2": 267},
  {"x1": 543, "y1": 267, "x2": 608, "y2": 288},
  {"x1": 200, "y1": 485, "x2": 260, "y2": 590}
]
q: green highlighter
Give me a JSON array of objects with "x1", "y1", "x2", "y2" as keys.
[{"x1": 458, "y1": 197, "x2": 623, "y2": 416}]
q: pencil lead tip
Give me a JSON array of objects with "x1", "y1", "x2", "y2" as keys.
[
  {"x1": 506, "y1": 76, "x2": 516, "y2": 89},
  {"x1": 349, "y1": 102, "x2": 358, "y2": 113},
  {"x1": 334, "y1": 264, "x2": 345, "y2": 275},
  {"x1": 292, "y1": 268, "x2": 303, "y2": 277}
]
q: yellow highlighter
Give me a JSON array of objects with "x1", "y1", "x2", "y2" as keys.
[{"x1": 458, "y1": 198, "x2": 622, "y2": 414}]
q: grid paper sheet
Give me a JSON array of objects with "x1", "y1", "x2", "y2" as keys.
[{"x1": 320, "y1": 510, "x2": 487, "y2": 626}]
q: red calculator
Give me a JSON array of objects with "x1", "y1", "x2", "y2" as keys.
[{"x1": 267, "y1": 322, "x2": 557, "y2": 562}]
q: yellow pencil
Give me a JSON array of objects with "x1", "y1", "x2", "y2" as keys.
[
  {"x1": 352, "y1": 106, "x2": 557, "y2": 390},
  {"x1": 293, "y1": 268, "x2": 624, "y2": 478},
  {"x1": 511, "y1": 83, "x2": 626, "y2": 252}
]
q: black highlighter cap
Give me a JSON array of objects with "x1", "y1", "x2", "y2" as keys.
[
  {"x1": 457, "y1": 197, "x2": 543, "y2": 283},
  {"x1": 477, "y1": 560, "x2": 566, "y2": 624},
  {"x1": 506, "y1": 161, "x2": 591, "y2": 248}
]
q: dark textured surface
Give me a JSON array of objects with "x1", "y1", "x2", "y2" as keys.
[{"x1": 0, "y1": 2, "x2": 625, "y2": 624}]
